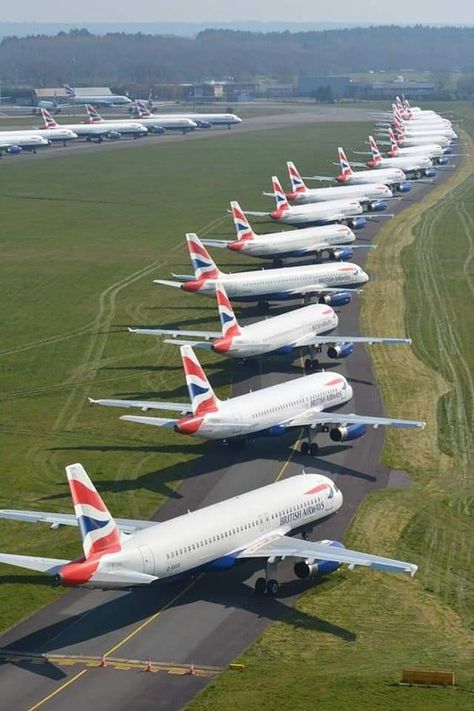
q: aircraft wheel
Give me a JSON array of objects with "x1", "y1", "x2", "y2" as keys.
[
  {"x1": 304, "y1": 358, "x2": 313, "y2": 372},
  {"x1": 266, "y1": 579, "x2": 279, "y2": 596},
  {"x1": 300, "y1": 441, "x2": 309, "y2": 455},
  {"x1": 311, "y1": 358, "x2": 319, "y2": 369},
  {"x1": 328, "y1": 251, "x2": 337, "y2": 261},
  {"x1": 254, "y1": 577, "x2": 266, "y2": 595},
  {"x1": 309, "y1": 442, "x2": 319, "y2": 456}
]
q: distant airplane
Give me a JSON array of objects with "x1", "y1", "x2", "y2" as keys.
[
  {"x1": 0, "y1": 463, "x2": 417, "y2": 594},
  {"x1": 85, "y1": 105, "x2": 148, "y2": 138},
  {"x1": 40, "y1": 108, "x2": 142, "y2": 142},
  {"x1": 366, "y1": 136, "x2": 437, "y2": 179},
  {"x1": 64, "y1": 84, "x2": 132, "y2": 106},
  {"x1": 89, "y1": 344, "x2": 426, "y2": 452},
  {"x1": 0, "y1": 133, "x2": 50, "y2": 154},
  {"x1": 132, "y1": 101, "x2": 198, "y2": 133},
  {"x1": 130, "y1": 282, "x2": 410, "y2": 369},
  {"x1": 154, "y1": 232, "x2": 369, "y2": 308},
  {"x1": 387, "y1": 128, "x2": 449, "y2": 164},
  {"x1": 309, "y1": 148, "x2": 411, "y2": 192},
  {"x1": 245, "y1": 176, "x2": 369, "y2": 227},
  {"x1": 199, "y1": 200, "x2": 368, "y2": 265},
  {"x1": 135, "y1": 99, "x2": 242, "y2": 128}
]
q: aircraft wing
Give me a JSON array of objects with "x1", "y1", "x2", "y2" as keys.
[
  {"x1": 88, "y1": 397, "x2": 191, "y2": 414},
  {"x1": 0, "y1": 509, "x2": 156, "y2": 534},
  {"x1": 199, "y1": 239, "x2": 231, "y2": 249},
  {"x1": 293, "y1": 335, "x2": 411, "y2": 348},
  {"x1": 238, "y1": 210, "x2": 270, "y2": 217},
  {"x1": 129, "y1": 327, "x2": 221, "y2": 339},
  {"x1": 236, "y1": 534, "x2": 417, "y2": 576},
  {"x1": 284, "y1": 410, "x2": 426, "y2": 430},
  {"x1": 163, "y1": 339, "x2": 213, "y2": 350},
  {"x1": 120, "y1": 415, "x2": 178, "y2": 428},
  {"x1": 289, "y1": 284, "x2": 361, "y2": 296}
]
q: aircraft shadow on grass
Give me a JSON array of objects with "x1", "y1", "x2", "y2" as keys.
[{"x1": 0, "y1": 559, "x2": 356, "y2": 681}]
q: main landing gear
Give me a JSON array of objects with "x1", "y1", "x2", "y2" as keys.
[
  {"x1": 300, "y1": 425, "x2": 324, "y2": 456},
  {"x1": 254, "y1": 557, "x2": 280, "y2": 596},
  {"x1": 304, "y1": 345, "x2": 322, "y2": 372}
]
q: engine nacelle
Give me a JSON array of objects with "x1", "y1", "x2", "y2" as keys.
[
  {"x1": 6, "y1": 145, "x2": 22, "y2": 154},
  {"x1": 331, "y1": 247, "x2": 353, "y2": 262},
  {"x1": 107, "y1": 131, "x2": 122, "y2": 140},
  {"x1": 150, "y1": 125, "x2": 166, "y2": 134},
  {"x1": 330, "y1": 423, "x2": 368, "y2": 442},
  {"x1": 258, "y1": 425, "x2": 288, "y2": 437},
  {"x1": 424, "y1": 167, "x2": 437, "y2": 178},
  {"x1": 318, "y1": 291, "x2": 352, "y2": 307},
  {"x1": 195, "y1": 120, "x2": 212, "y2": 128},
  {"x1": 368, "y1": 200, "x2": 388, "y2": 212},
  {"x1": 327, "y1": 342, "x2": 355, "y2": 359},
  {"x1": 206, "y1": 554, "x2": 237, "y2": 571},
  {"x1": 397, "y1": 181, "x2": 412, "y2": 193},
  {"x1": 294, "y1": 540, "x2": 344, "y2": 578},
  {"x1": 350, "y1": 217, "x2": 367, "y2": 230},
  {"x1": 274, "y1": 345, "x2": 294, "y2": 355},
  {"x1": 436, "y1": 156, "x2": 449, "y2": 165}
]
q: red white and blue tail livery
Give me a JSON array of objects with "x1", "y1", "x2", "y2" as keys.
[
  {"x1": 231, "y1": 201, "x2": 256, "y2": 241},
  {"x1": 182, "y1": 344, "x2": 219, "y2": 415},
  {"x1": 368, "y1": 136, "x2": 383, "y2": 166},
  {"x1": 86, "y1": 104, "x2": 103, "y2": 123},
  {"x1": 272, "y1": 176, "x2": 290, "y2": 214},
  {"x1": 287, "y1": 161, "x2": 307, "y2": 197},
  {"x1": 216, "y1": 284, "x2": 241, "y2": 338},
  {"x1": 337, "y1": 148, "x2": 354, "y2": 181},
  {"x1": 186, "y1": 233, "x2": 222, "y2": 280}
]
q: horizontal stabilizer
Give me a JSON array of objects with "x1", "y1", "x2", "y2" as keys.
[
  {"x1": 153, "y1": 279, "x2": 183, "y2": 289},
  {"x1": 0, "y1": 509, "x2": 155, "y2": 534},
  {"x1": 0, "y1": 553, "x2": 69, "y2": 575},
  {"x1": 89, "y1": 397, "x2": 191, "y2": 414},
  {"x1": 239, "y1": 210, "x2": 270, "y2": 217},
  {"x1": 120, "y1": 415, "x2": 178, "y2": 428},
  {"x1": 199, "y1": 240, "x2": 232, "y2": 249},
  {"x1": 302, "y1": 175, "x2": 335, "y2": 182},
  {"x1": 129, "y1": 327, "x2": 220, "y2": 339},
  {"x1": 171, "y1": 273, "x2": 195, "y2": 281},
  {"x1": 163, "y1": 339, "x2": 213, "y2": 349}
]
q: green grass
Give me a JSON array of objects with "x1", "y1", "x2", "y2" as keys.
[{"x1": 0, "y1": 119, "x2": 371, "y2": 632}]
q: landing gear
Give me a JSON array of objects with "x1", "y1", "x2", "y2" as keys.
[
  {"x1": 310, "y1": 442, "x2": 319, "y2": 456},
  {"x1": 254, "y1": 558, "x2": 280, "y2": 596},
  {"x1": 257, "y1": 300, "x2": 270, "y2": 313},
  {"x1": 266, "y1": 579, "x2": 279, "y2": 596},
  {"x1": 304, "y1": 358, "x2": 319, "y2": 372},
  {"x1": 300, "y1": 441, "x2": 309, "y2": 455},
  {"x1": 300, "y1": 426, "x2": 321, "y2": 456},
  {"x1": 254, "y1": 577, "x2": 266, "y2": 595}
]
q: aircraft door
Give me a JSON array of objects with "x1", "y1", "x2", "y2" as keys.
[{"x1": 139, "y1": 545, "x2": 156, "y2": 575}]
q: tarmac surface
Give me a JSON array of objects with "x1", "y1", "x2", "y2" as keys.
[{"x1": 0, "y1": 112, "x2": 450, "y2": 710}]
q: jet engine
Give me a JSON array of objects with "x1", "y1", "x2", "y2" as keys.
[
  {"x1": 294, "y1": 540, "x2": 344, "y2": 578},
  {"x1": 149, "y1": 125, "x2": 166, "y2": 134},
  {"x1": 396, "y1": 182, "x2": 412, "y2": 193},
  {"x1": 107, "y1": 131, "x2": 122, "y2": 140},
  {"x1": 349, "y1": 217, "x2": 367, "y2": 230},
  {"x1": 195, "y1": 120, "x2": 212, "y2": 129},
  {"x1": 330, "y1": 248, "x2": 353, "y2": 262},
  {"x1": 6, "y1": 145, "x2": 22, "y2": 154},
  {"x1": 367, "y1": 200, "x2": 388, "y2": 212},
  {"x1": 424, "y1": 168, "x2": 437, "y2": 178},
  {"x1": 329, "y1": 423, "x2": 368, "y2": 442},
  {"x1": 327, "y1": 342, "x2": 355, "y2": 359},
  {"x1": 318, "y1": 291, "x2": 352, "y2": 307}
]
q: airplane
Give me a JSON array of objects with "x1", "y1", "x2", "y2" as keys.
[
  {"x1": 64, "y1": 84, "x2": 132, "y2": 106},
  {"x1": 131, "y1": 101, "x2": 197, "y2": 133},
  {"x1": 366, "y1": 136, "x2": 437, "y2": 178},
  {"x1": 0, "y1": 463, "x2": 418, "y2": 595},
  {"x1": 245, "y1": 176, "x2": 370, "y2": 228},
  {"x1": 387, "y1": 128, "x2": 449, "y2": 165},
  {"x1": 308, "y1": 148, "x2": 411, "y2": 192},
  {"x1": 40, "y1": 108, "x2": 141, "y2": 142},
  {"x1": 89, "y1": 344, "x2": 426, "y2": 453},
  {"x1": 0, "y1": 121, "x2": 77, "y2": 146},
  {"x1": 199, "y1": 201, "x2": 372, "y2": 265},
  {"x1": 0, "y1": 133, "x2": 50, "y2": 154},
  {"x1": 155, "y1": 233, "x2": 369, "y2": 308},
  {"x1": 390, "y1": 127, "x2": 450, "y2": 150},
  {"x1": 284, "y1": 161, "x2": 393, "y2": 208},
  {"x1": 135, "y1": 99, "x2": 242, "y2": 129},
  {"x1": 84, "y1": 105, "x2": 148, "y2": 138},
  {"x1": 392, "y1": 114, "x2": 457, "y2": 141},
  {"x1": 130, "y1": 282, "x2": 411, "y2": 369}
]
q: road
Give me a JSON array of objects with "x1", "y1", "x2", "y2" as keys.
[{"x1": 0, "y1": 126, "x2": 446, "y2": 710}]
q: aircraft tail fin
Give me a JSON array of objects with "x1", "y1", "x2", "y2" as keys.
[
  {"x1": 180, "y1": 345, "x2": 219, "y2": 415},
  {"x1": 230, "y1": 201, "x2": 256, "y2": 241},
  {"x1": 136, "y1": 100, "x2": 152, "y2": 118},
  {"x1": 66, "y1": 463, "x2": 123, "y2": 560},
  {"x1": 216, "y1": 283, "x2": 241, "y2": 337},
  {"x1": 40, "y1": 108, "x2": 59, "y2": 128},
  {"x1": 85, "y1": 104, "x2": 103, "y2": 123},
  {"x1": 64, "y1": 84, "x2": 75, "y2": 97},
  {"x1": 186, "y1": 233, "x2": 223, "y2": 280},
  {"x1": 287, "y1": 161, "x2": 308, "y2": 195},
  {"x1": 338, "y1": 147, "x2": 353, "y2": 178},
  {"x1": 388, "y1": 127, "x2": 400, "y2": 154},
  {"x1": 368, "y1": 135, "x2": 383, "y2": 164},
  {"x1": 271, "y1": 176, "x2": 290, "y2": 212}
]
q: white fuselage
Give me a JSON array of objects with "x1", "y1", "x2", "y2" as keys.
[
  {"x1": 68, "y1": 94, "x2": 131, "y2": 106},
  {"x1": 391, "y1": 144, "x2": 444, "y2": 159},
  {"x1": 231, "y1": 224, "x2": 356, "y2": 259},
  {"x1": 217, "y1": 303, "x2": 338, "y2": 357},
  {"x1": 134, "y1": 116, "x2": 197, "y2": 131},
  {"x1": 398, "y1": 134, "x2": 449, "y2": 149},
  {"x1": 49, "y1": 121, "x2": 126, "y2": 138},
  {"x1": 398, "y1": 124, "x2": 456, "y2": 139},
  {"x1": 371, "y1": 155, "x2": 433, "y2": 171},
  {"x1": 176, "y1": 370, "x2": 353, "y2": 439},
  {"x1": 273, "y1": 198, "x2": 363, "y2": 225},
  {"x1": 0, "y1": 132, "x2": 50, "y2": 149},
  {"x1": 96, "y1": 474, "x2": 342, "y2": 581},
  {"x1": 291, "y1": 183, "x2": 392, "y2": 205},
  {"x1": 34, "y1": 127, "x2": 78, "y2": 142},
  {"x1": 147, "y1": 111, "x2": 241, "y2": 126},
  {"x1": 178, "y1": 262, "x2": 369, "y2": 301},
  {"x1": 339, "y1": 167, "x2": 406, "y2": 186},
  {"x1": 87, "y1": 120, "x2": 148, "y2": 136}
]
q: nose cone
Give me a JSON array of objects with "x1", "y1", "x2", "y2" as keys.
[
  {"x1": 346, "y1": 382, "x2": 354, "y2": 401},
  {"x1": 336, "y1": 487, "x2": 343, "y2": 510},
  {"x1": 361, "y1": 270, "x2": 370, "y2": 283}
]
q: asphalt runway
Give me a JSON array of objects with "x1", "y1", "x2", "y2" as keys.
[{"x1": 0, "y1": 132, "x2": 452, "y2": 709}]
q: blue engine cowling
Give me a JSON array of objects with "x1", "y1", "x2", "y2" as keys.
[
  {"x1": 327, "y1": 342, "x2": 355, "y2": 359},
  {"x1": 206, "y1": 554, "x2": 238, "y2": 571},
  {"x1": 294, "y1": 540, "x2": 345, "y2": 578},
  {"x1": 424, "y1": 167, "x2": 437, "y2": 178},
  {"x1": 107, "y1": 131, "x2": 122, "y2": 140},
  {"x1": 330, "y1": 423, "x2": 368, "y2": 442},
  {"x1": 7, "y1": 145, "x2": 22, "y2": 154},
  {"x1": 195, "y1": 120, "x2": 212, "y2": 129},
  {"x1": 350, "y1": 217, "x2": 367, "y2": 230},
  {"x1": 436, "y1": 156, "x2": 449, "y2": 165},
  {"x1": 443, "y1": 147, "x2": 451, "y2": 155},
  {"x1": 368, "y1": 200, "x2": 388, "y2": 212},
  {"x1": 332, "y1": 248, "x2": 353, "y2": 262},
  {"x1": 318, "y1": 291, "x2": 352, "y2": 307},
  {"x1": 257, "y1": 425, "x2": 287, "y2": 437},
  {"x1": 274, "y1": 345, "x2": 294, "y2": 355},
  {"x1": 149, "y1": 125, "x2": 166, "y2": 134},
  {"x1": 397, "y1": 181, "x2": 412, "y2": 193}
]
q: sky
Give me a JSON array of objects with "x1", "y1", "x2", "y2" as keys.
[{"x1": 2, "y1": 1, "x2": 474, "y2": 25}]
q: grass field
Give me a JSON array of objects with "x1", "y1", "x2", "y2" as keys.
[
  {"x1": 0, "y1": 119, "x2": 371, "y2": 631},
  {"x1": 187, "y1": 109, "x2": 474, "y2": 709}
]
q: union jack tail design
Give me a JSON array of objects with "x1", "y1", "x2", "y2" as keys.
[
  {"x1": 287, "y1": 161, "x2": 307, "y2": 194},
  {"x1": 216, "y1": 284, "x2": 241, "y2": 338},
  {"x1": 64, "y1": 84, "x2": 76, "y2": 97},
  {"x1": 66, "y1": 463, "x2": 122, "y2": 559},
  {"x1": 388, "y1": 127, "x2": 400, "y2": 154},
  {"x1": 186, "y1": 233, "x2": 222, "y2": 280},
  {"x1": 271, "y1": 176, "x2": 290, "y2": 211},
  {"x1": 338, "y1": 147, "x2": 353, "y2": 178},
  {"x1": 41, "y1": 108, "x2": 59, "y2": 128},
  {"x1": 368, "y1": 136, "x2": 382, "y2": 164},
  {"x1": 86, "y1": 104, "x2": 103, "y2": 123},
  {"x1": 180, "y1": 345, "x2": 219, "y2": 416},
  {"x1": 136, "y1": 100, "x2": 152, "y2": 118},
  {"x1": 230, "y1": 201, "x2": 255, "y2": 241}
]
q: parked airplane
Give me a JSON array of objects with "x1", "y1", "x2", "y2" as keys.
[
  {"x1": 0, "y1": 133, "x2": 50, "y2": 154},
  {"x1": 387, "y1": 128, "x2": 449, "y2": 164},
  {"x1": 155, "y1": 233, "x2": 369, "y2": 308},
  {"x1": 130, "y1": 101, "x2": 197, "y2": 133},
  {"x1": 393, "y1": 115, "x2": 456, "y2": 141},
  {"x1": 64, "y1": 84, "x2": 132, "y2": 106},
  {"x1": 90, "y1": 344, "x2": 426, "y2": 452},
  {"x1": 40, "y1": 108, "x2": 142, "y2": 142},
  {"x1": 245, "y1": 176, "x2": 369, "y2": 227},
  {"x1": 391, "y1": 128, "x2": 450, "y2": 150},
  {"x1": 0, "y1": 463, "x2": 418, "y2": 594},
  {"x1": 131, "y1": 283, "x2": 410, "y2": 369},
  {"x1": 282, "y1": 162, "x2": 393, "y2": 207},
  {"x1": 1, "y1": 123, "x2": 77, "y2": 146},
  {"x1": 135, "y1": 99, "x2": 242, "y2": 128},
  {"x1": 366, "y1": 136, "x2": 437, "y2": 178},
  {"x1": 199, "y1": 201, "x2": 369, "y2": 265},
  {"x1": 310, "y1": 148, "x2": 411, "y2": 191},
  {"x1": 85, "y1": 105, "x2": 148, "y2": 138}
]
